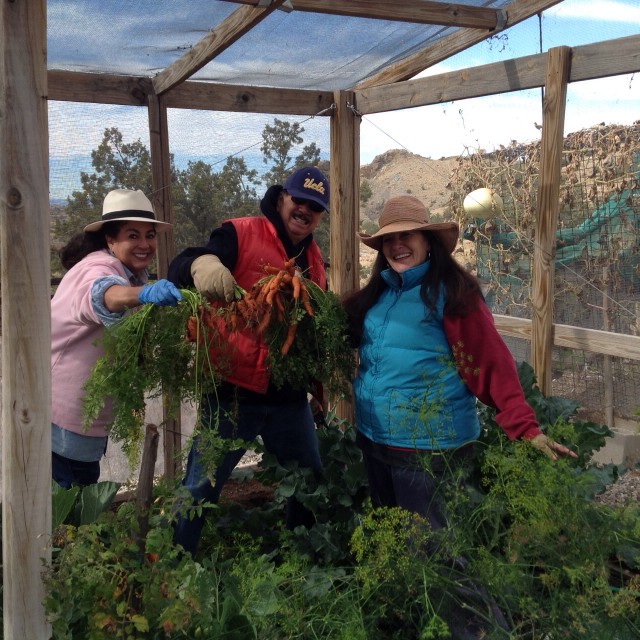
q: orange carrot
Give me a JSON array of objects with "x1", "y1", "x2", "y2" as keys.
[
  {"x1": 256, "y1": 305, "x2": 273, "y2": 335},
  {"x1": 301, "y1": 285, "x2": 314, "y2": 316},
  {"x1": 266, "y1": 272, "x2": 286, "y2": 304},
  {"x1": 229, "y1": 310, "x2": 238, "y2": 332},
  {"x1": 256, "y1": 281, "x2": 270, "y2": 305},
  {"x1": 186, "y1": 316, "x2": 198, "y2": 342},
  {"x1": 262, "y1": 264, "x2": 281, "y2": 275},
  {"x1": 280, "y1": 322, "x2": 298, "y2": 356},
  {"x1": 291, "y1": 274, "x2": 301, "y2": 300},
  {"x1": 235, "y1": 299, "x2": 249, "y2": 323}
]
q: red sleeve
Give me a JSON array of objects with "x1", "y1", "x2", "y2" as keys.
[{"x1": 443, "y1": 294, "x2": 542, "y2": 441}]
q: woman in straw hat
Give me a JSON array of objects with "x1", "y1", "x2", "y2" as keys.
[
  {"x1": 51, "y1": 188, "x2": 182, "y2": 489},
  {"x1": 342, "y1": 194, "x2": 576, "y2": 635}
]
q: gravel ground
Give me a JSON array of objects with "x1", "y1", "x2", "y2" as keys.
[{"x1": 594, "y1": 469, "x2": 640, "y2": 507}]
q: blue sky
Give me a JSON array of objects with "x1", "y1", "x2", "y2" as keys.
[{"x1": 49, "y1": 0, "x2": 639, "y2": 200}]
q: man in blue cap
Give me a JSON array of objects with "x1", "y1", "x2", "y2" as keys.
[{"x1": 168, "y1": 166, "x2": 330, "y2": 556}]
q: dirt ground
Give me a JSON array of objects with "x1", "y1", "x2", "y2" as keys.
[{"x1": 220, "y1": 474, "x2": 275, "y2": 508}]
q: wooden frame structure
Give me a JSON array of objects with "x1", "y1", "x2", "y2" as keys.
[{"x1": 2, "y1": 1, "x2": 640, "y2": 636}]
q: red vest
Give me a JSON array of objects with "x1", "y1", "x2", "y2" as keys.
[{"x1": 212, "y1": 216, "x2": 326, "y2": 393}]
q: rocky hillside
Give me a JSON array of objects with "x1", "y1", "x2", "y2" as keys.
[
  {"x1": 360, "y1": 149, "x2": 458, "y2": 226},
  {"x1": 358, "y1": 149, "x2": 465, "y2": 277}
]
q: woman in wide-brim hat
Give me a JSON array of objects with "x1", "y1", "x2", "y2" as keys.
[
  {"x1": 51, "y1": 188, "x2": 181, "y2": 490},
  {"x1": 357, "y1": 194, "x2": 459, "y2": 254},
  {"x1": 342, "y1": 193, "x2": 576, "y2": 636}
]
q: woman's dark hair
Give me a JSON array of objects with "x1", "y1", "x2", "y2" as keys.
[
  {"x1": 341, "y1": 231, "x2": 482, "y2": 345},
  {"x1": 58, "y1": 221, "x2": 124, "y2": 271}
]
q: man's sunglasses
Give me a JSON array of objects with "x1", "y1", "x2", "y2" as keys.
[{"x1": 290, "y1": 195, "x2": 325, "y2": 213}]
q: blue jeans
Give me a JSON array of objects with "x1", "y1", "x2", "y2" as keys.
[
  {"x1": 174, "y1": 391, "x2": 322, "y2": 555},
  {"x1": 52, "y1": 451, "x2": 100, "y2": 489}
]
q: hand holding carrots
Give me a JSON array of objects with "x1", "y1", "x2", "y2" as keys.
[{"x1": 188, "y1": 258, "x2": 317, "y2": 358}]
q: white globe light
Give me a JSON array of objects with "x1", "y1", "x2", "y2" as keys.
[{"x1": 463, "y1": 188, "x2": 503, "y2": 219}]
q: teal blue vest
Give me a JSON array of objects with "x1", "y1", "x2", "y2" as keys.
[{"x1": 354, "y1": 261, "x2": 480, "y2": 451}]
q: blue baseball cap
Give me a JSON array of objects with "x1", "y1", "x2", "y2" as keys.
[{"x1": 284, "y1": 166, "x2": 330, "y2": 211}]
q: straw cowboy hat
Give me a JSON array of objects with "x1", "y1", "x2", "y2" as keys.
[
  {"x1": 358, "y1": 195, "x2": 459, "y2": 254},
  {"x1": 84, "y1": 188, "x2": 172, "y2": 233}
]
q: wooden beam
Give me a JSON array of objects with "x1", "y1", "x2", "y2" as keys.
[
  {"x1": 355, "y1": 34, "x2": 640, "y2": 114},
  {"x1": 355, "y1": 0, "x2": 563, "y2": 88},
  {"x1": 494, "y1": 315, "x2": 640, "y2": 361},
  {"x1": 147, "y1": 95, "x2": 175, "y2": 275},
  {"x1": 357, "y1": 52, "x2": 545, "y2": 114},
  {"x1": 531, "y1": 46, "x2": 571, "y2": 395},
  {"x1": 1, "y1": 1, "x2": 51, "y2": 637},
  {"x1": 569, "y1": 33, "x2": 640, "y2": 82},
  {"x1": 48, "y1": 70, "x2": 152, "y2": 105},
  {"x1": 221, "y1": 0, "x2": 501, "y2": 29},
  {"x1": 47, "y1": 70, "x2": 334, "y2": 115},
  {"x1": 164, "y1": 81, "x2": 334, "y2": 115},
  {"x1": 152, "y1": 0, "x2": 287, "y2": 95}
]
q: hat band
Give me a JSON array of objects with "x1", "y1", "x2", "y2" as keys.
[{"x1": 102, "y1": 209, "x2": 156, "y2": 222}]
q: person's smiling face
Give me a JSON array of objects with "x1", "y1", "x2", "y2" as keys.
[
  {"x1": 381, "y1": 230, "x2": 430, "y2": 273},
  {"x1": 106, "y1": 221, "x2": 158, "y2": 277},
  {"x1": 278, "y1": 191, "x2": 324, "y2": 245}
]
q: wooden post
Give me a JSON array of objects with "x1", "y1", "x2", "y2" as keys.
[
  {"x1": 0, "y1": 1, "x2": 51, "y2": 637},
  {"x1": 531, "y1": 46, "x2": 571, "y2": 395},
  {"x1": 602, "y1": 267, "x2": 614, "y2": 430},
  {"x1": 148, "y1": 94, "x2": 181, "y2": 481},
  {"x1": 329, "y1": 90, "x2": 360, "y2": 297},
  {"x1": 148, "y1": 94, "x2": 175, "y2": 275},
  {"x1": 135, "y1": 424, "x2": 160, "y2": 550},
  {"x1": 330, "y1": 91, "x2": 360, "y2": 424}
]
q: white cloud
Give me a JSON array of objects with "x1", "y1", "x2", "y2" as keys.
[{"x1": 548, "y1": 0, "x2": 640, "y2": 23}]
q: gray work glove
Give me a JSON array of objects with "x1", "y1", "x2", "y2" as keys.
[
  {"x1": 529, "y1": 434, "x2": 577, "y2": 461},
  {"x1": 190, "y1": 254, "x2": 236, "y2": 302}
]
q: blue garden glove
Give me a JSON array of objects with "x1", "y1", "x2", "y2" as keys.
[{"x1": 138, "y1": 279, "x2": 182, "y2": 306}]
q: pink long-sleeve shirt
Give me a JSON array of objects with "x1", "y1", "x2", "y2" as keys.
[{"x1": 51, "y1": 250, "x2": 131, "y2": 438}]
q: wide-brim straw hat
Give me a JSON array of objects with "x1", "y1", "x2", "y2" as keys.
[
  {"x1": 358, "y1": 195, "x2": 459, "y2": 254},
  {"x1": 83, "y1": 188, "x2": 172, "y2": 233}
]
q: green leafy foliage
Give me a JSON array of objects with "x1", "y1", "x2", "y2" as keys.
[
  {"x1": 264, "y1": 282, "x2": 355, "y2": 400},
  {"x1": 45, "y1": 364, "x2": 640, "y2": 639},
  {"x1": 257, "y1": 413, "x2": 369, "y2": 566},
  {"x1": 82, "y1": 289, "x2": 217, "y2": 468},
  {"x1": 52, "y1": 480, "x2": 121, "y2": 528},
  {"x1": 45, "y1": 500, "x2": 257, "y2": 640}
]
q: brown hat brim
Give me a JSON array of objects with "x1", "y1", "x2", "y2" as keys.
[{"x1": 358, "y1": 221, "x2": 459, "y2": 254}]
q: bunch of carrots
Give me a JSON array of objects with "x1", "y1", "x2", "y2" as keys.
[{"x1": 190, "y1": 257, "x2": 317, "y2": 356}]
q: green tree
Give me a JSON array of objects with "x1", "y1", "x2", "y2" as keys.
[
  {"x1": 260, "y1": 119, "x2": 321, "y2": 186},
  {"x1": 53, "y1": 120, "x2": 328, "y2": 271},
  {"x1": 172, "y1": 156, "x2": 260, "y2": 251},
  {"x1": 53, "y1": 127, "x2": 154, "y2": 243}
]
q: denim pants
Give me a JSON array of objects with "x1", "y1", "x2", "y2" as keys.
[
  {"x1": 174, "y1": 391, "x2": 322, "y2": 555},
  {"x1": 52, "y1": 452, "x2": 101, "y2": 489}
]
